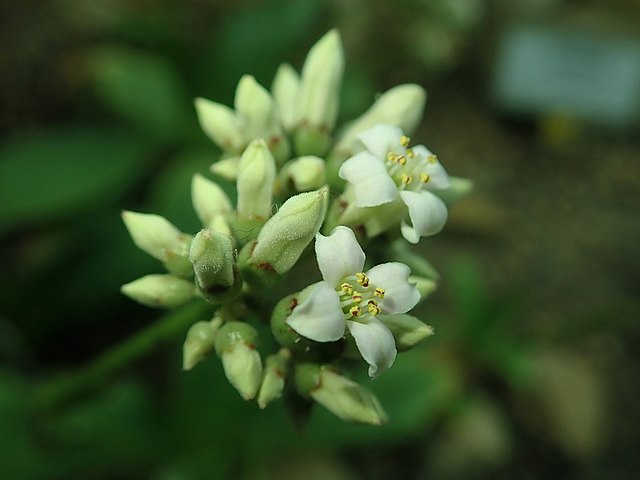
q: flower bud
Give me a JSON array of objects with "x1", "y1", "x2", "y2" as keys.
[
  {"x1": 189, "y1": 229, "x2": 240, "y2": 303},
  {"x1": 278, "y1": 156, "x2": 326, "y2": 192},
  {"x1": 294, "y1": 364, "x2": 388, "y2": 425},
  {"x1": 214, "y1": 321, "x2": 263, "y2": 400},
  {"x1": 121, "y1": 211, "x2": 192, "y2": 276},
  {"x1": 294, "y1": 30, "x2": 344, "y2": 156},
  {"x1": 121, "y1": 274, "x2": 195, "y2": 308},
  {"x1": 236, "y1": 139, "x2": 276, "y2": 220},
  {"x1": 333, "y1": 84, "x2": 426, "y2": 157},
  {"x1": 210, "y1": 156, "x2": 240, "y2": 181},
  {"x1": 245, "y1": 186, "x2": 328, "y2": 277},
  {"x1": 380, "y1": 314, "x2": 434, "y2": 352},
  {"x1": 194, "y1": 97, "x2": 244, "y2": 153},
  {"x1": 191, "y1": 174, "x2": 232, "y2": 235},
  {"x1": 271, "y1": 63, "x2": 300, "y2": 131},
  {"x1": 235, "y1": 75, "x2": 290, "y2": 163},
  {"x1": 257, "y1": 349, "x2": 290, "y2": 409},
  {"x1": 408, "y1": 275, "x2": 438, "y2": 301},
  {"x1": 182, "y1": 316, "x2": 223, "y2": 370}
]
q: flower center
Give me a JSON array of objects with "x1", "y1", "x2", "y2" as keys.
[
  {"x1": 384, "y1": 135, "x2": 437, "y2": 191},
  {"x1": 336, "y1": 272, "x2": 386, "y2": 321}
]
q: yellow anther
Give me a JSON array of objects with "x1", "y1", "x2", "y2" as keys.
[
  {"x1": 351, "y1": 293, "x2": 363, "y2": 304},
  {"x1": 387, "y1": 152, "x2": 397, "y2": 162},
  {"x1": 340, "y1": 283, "x2": 353, "y2": 295},
  {"x1": 367, "y1": 300, "x2": 381, "y2": 315},
  {"x1": 428, "y1": 154, "x2": 438, "y2": 164},
  {"x1": 397, "y1": 155, "x2": 407, "y2": 165},
  {"x1": 401, "y1": 173, "x2": 413, "y2": 185},
  {"x1": 374, "y1": 287, "x2": 385, "y2": 298},
  {"x1": 400, "y1": 135, "x2": 411, "y2": 147},
  {"x1": 420, "y1": 172, "x2": 431, "y2": 183},
  {"x1": 406, "y1": 148, "x2": 415, "y2": 158},
  {"x1": 349, "y1": 305, "x2": 361, "y2": 317},
  {"x1": 355, "y1": 272, "x2": 369, "y2": 287}
]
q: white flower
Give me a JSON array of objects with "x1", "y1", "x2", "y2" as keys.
[
  {"x1": 338, "y1": 124, "x2": 450, "y2": 243},
  {"x1": 285, "y1": 226, "x2": 420, "y2": 378}
]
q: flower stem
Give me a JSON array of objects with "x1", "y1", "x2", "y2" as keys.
[{"x1": 31, "y1": 301, "x2": 210, "y2": 411}]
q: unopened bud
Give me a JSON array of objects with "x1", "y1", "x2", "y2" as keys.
[
  {"x1": 236, "y1": 139, "x2": 276, "y2": 220},
  {"x1": 279, "y1": 156, "x2": 326, "y2": 192},
  {"x1": 183, "y1": 316, "x2": 223, "y2": 370},
  {"x1": 121, "y1": 274, "x2": 195, "y2": 308},
  {"x1": 210, "y1": 156, "x2": 240, "y2": 181},
  {"x1": 194, "y1": 97, "x2": 244, "y2": 153},
  {"x1": 245, "y1": 186, "x2": 328, "y2": 277},
  {"x1": 257, "y1": 349, "x2": 290, "y2": 409},
  {"x1": 271, "y1": 63, "x2": 300, "y2": 132},
  {"x1": 294, "y1": 364, "x2": 388, "y2": 425},
  {"x1": 381, "y1": 314, "x2": 434, "y2": 352},
  {"x1": 189, "y1": 229, "x2": 240, "y2": 303},
  {"x1": 191, "y1": 174, "x2": 232, "y2": 235},
  {"x1": 121, "y1": 211, "x2": 192, "y2": 276},
  {"x1": 214, "y1": 321, "x2": 263, "y2": 400}
]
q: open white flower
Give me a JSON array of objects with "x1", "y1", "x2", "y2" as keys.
[
  {"x1": 286, "y1": 226, "x2": 420, "y2": 378},
  {"x1": 338, "y1": 124, "x2": 450, "y2": 243}
]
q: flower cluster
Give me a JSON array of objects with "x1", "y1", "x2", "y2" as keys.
[{"x1": 121, "y1": 30, "x2": 469, "y2": 424}]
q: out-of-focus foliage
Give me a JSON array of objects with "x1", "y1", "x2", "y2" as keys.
[{"x1": 1, "y1": 0, "x2": 638, "y2": 479}]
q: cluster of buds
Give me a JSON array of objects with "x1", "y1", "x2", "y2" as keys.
[{"x1": 121, "y1": 30, "x2": 470, "y2": 424}]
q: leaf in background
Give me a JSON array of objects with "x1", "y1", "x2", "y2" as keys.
[
  {"x1": 87, "y1": 47, "x2": 193, "y2": 140},
  {"x1": 0, "y1": 128, "x2": 152, "y2": 234}
]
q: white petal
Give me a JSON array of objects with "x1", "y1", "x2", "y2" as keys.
[
  {"x1": 412, "y1": 145, "x2": 450, "y2": 190},
  {"x1": 367, "y1": 263, "x2": 420, "y2": 314},
  {"x1": 286, "y1": 282, "x2": 345, "y2": 342},
  {"x1": 347, "y1": 318, "x2": 397, "y2": 378},
  {"x1": 400, "y1": 221, "x2": 420, "y2": 244},
  {"x1": 355, "y1": 124, "x2": 404, "y2": 158},
  {"x1": 399, "y1": 190, "x2": 448, "y2": 239},
  {"x1": 338, "y1": 152, "x2": 398, "y2": 207},
  {"x1": 315, "y1": 226, "x2": 365, "y2": 286}
]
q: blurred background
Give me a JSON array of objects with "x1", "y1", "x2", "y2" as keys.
[{"x1": 1, "y1": 0, "x2": 639, "y2": 478}]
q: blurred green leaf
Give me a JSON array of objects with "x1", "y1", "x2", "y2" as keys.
[
  {"x1": 88, "y1": 47, "x2": 193, "y2": 139},
  {"x1": 0, "y1": 128, "x2": 151, "y2": 234}
]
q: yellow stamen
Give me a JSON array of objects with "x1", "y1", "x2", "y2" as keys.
[
  {"x1": 351, "y1": 293, "x2": 363, "y2": 304},
  {"x1": 340, "y1": 283, "x2": 353, "y2": 295},
  {"x1": 406, "y1": 148, "x2": 415, "y2": 158},
  {"x1": 401, "y1": 173, "x2": 413, "y2": 185},
  {"x1": 420, "y1": 173, "x2": 431, "y2": 183},
  {"x1": 349, "y1": 305, "x2": 361, "y2": 317},
  {"x1": 400, "y1": 135, "x2": 410, "y2": 147},
  {"x1": 367, "y1": 300, "x2": 381, "y2": 315},
  {"x1": 374, "y1": 287, "x2": 385, "y2": 298},
  {"x1": 355, "y1": 272, "x2": 369, "y2": 287},
  {"x1": 387, "y1": 152, "x2": 397, "y2": 162},
  {"x1": 428, "y1": 154, "x2": 438, "y2": 164},
  {"x1": 397, "y1": 155, "x2": 407, "y2": 166}
]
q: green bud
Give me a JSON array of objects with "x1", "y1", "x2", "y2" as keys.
[
  {"x1": 235, "y1": 75, "x2": 290, "y2": 163},
  {"x1": 121, "y1": 274, "x2": 195, "y2": 308},
  {"x1": 246, "y1": 186, "x2": 328, "y2": 276},
  {"x1": 333, "y1": 84, "x2": 426, "y2": 158},
  {"x1": 295, "y1": 364, "x2": 388, "y2": 425},
  {"x1": 270, "y1": 293, "x2": 314, "y2": 353},
  {"x1": 295, "y1": 30, "x2": 344, "y2": 136},
  {"x1": 189, "y1": 229, "x2": 240, "y2": 303},
  {"x1": 390, "y1": 240, "x2": 440, "y2": 280},
  {"x1": 271, "y1": 63, "x2": 300, "y2": 132},
  {"x1": 210, "y1": 156, "x2": 240, "y2": 181},
  {"x1": 214, "y1": 321, "x2": 263, "y2": 400},
  {"x1": 183, "y1": 316, "x2": 223, "y2": 370},
  {"x1": 279, "y1": 156, "x2": 326, "y2": 192},
  {"x1": 257, "y1": 349, "x2": 291, "y2": 409},
  {"x1": 380, "y1": 314, "x2": 434, "y2": 352},
  {"x1": 236, "y1": 139, "x2": 276, "y2": 220},
  {"x1": 191, "y1": 174, "x2": 232, "y2": 235},
  {"x1": 194, "y1": 97, "x2": 244, "y2": 153},
  {"x1": 408, "y1": 275, "x2": 438, "y2": 301},
  {"x1": 121, "y1": 211, "x2": 192, "y2": 276},
  {"x1": 436, "y1": 176, "x2": 474, "y2": 206}
]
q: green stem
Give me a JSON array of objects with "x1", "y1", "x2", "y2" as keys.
[{"x1": 31, "y1": 301, "x2": 210, "y2": 411}]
